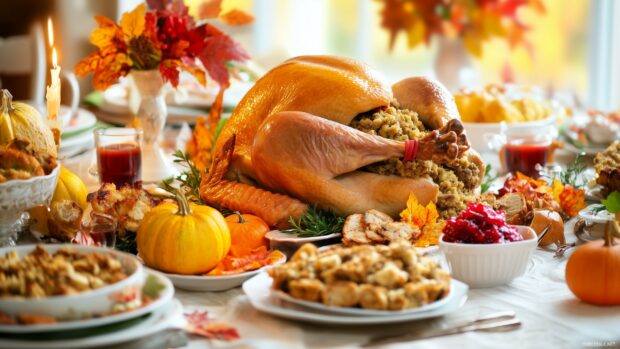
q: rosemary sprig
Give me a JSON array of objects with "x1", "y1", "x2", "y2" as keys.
[
  {"x1": 558, "y1": 153, "x2": 587, "y2": 189},
  {"x1": 284, "y1": 206, "x2": 345, "y2": 238},
  {"x1": 480, "y1": 164, "x2": 499, "y2": 194},
  {"x1": 160, "y1": 150, "x2": 205, "y2": 204}
]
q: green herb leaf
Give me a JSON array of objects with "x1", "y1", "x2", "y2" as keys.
[
  {"x1": 481, "y1": 164, "x2": 499, "y2": 194},
  {"x1": 602, "y1": 191, "x2": 620, "y2": 213},
  {"x1": 284, "y1": 206, "x2": 345, "y2": 238},
  {"x1": 558, "y1": 153, "x2": 587, "y2": 189},
  {"x1": 160, "y1": 151, "x2": 205, "y2": 204},
  {"x1": 142, "y1": 274, "x2": 165, "y2": 299}
]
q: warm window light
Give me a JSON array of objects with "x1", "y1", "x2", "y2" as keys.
[{"x1": 47, "y1": 17, "x2": 54, "y2": 46}]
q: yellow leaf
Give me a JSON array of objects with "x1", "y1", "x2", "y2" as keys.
[
  {"x1": 463, "y1": 31, "x2": 482, "y2": 58},
  {"x1": 121, "y1": 3, "x2": 146, "y2": 38},
  {"x1": 406, "y1": 19, "x2": 425, "y2": 49},
  {"x1": 400, "y1": 193, "x2": 439, "y2": 229},
  {"x1": 551, "y1": 179, "x2": 564, "y2": 202},
  {"x1": 90, "y1": 16, "x2": 122, "y2": 49}
]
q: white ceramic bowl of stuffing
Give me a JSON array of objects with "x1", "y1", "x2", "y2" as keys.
[
  {"x1": 439, "y1": 226, "x2": 537, "y2": 288},
  {"x1": 0, "y1": 244, "x2": 144, "y2": 322}
]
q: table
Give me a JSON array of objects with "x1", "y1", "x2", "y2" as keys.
[{"x1": 59, "y1": 125, "x2": 619, "y2": 349}]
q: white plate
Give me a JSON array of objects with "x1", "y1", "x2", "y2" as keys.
[
  {"x1": 318, "y1": 243, "x2": 439, "y2": 255},
  {"x1": 579, "y1": 204, "x2": 616, "y2": 224},
  {"x1": 242, "y1": 272, "x2": 468, "y2": 325},
  {"x1": 165, "y1": 260, "x2": 285, "y2": 292},
  {"x1": 0, "y1": 298, "x2": 183, "y2": 349},
  {"x1": 0, "y1": 269, "x2": 174, "y2": 334},
  {"x1": 59, "y1": 106, "x2": 97, "y2": 135},
  {"x1": 266, "y1": 230, "x2": 341, "y2": 244},
  {"x1": 273, "y1": 285, "x2": 451, "y2": 317}
]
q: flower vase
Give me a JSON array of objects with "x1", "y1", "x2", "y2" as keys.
[
  {"x1": 433, "y1": 38, "x2": 479, "y2": 92},
  {"x1": 130, "y1": 70, "x2": 177, "y2": 183}
]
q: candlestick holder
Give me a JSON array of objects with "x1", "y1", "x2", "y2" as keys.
[{"x1": 130, "y1": 70, "x2": 178, "y2": 183}]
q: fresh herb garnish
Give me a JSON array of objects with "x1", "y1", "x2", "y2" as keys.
[
  {"x1": 558, "y1": 153, "x2": 588, "y2": 189},
  {"x1": 481, "y1": 164, "x2": 499, "y2": 194},
  {"x1": 602, "y1": 191, "x2": 620, "y2": 213},
  {"x1": 284, "y1": 206, "x2": 345, "y2": 238},
  {"x1": 161, "y1": 150, "x2": 205, "y2": 204}
]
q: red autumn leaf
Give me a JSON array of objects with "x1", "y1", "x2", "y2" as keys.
[
  {"x1": 197, "y1": 25, "x2": 249, "y2": 88},
  {"x1": 159, "y1": 59, "x2": 182, "y2": 87},
  {"x1": 185, "y1": 310, "x2": 240, "y2": 341}
]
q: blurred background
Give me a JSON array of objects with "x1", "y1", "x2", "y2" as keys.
[{"x1": 0, "y1": 0, "x2": 617, "y2": 108}]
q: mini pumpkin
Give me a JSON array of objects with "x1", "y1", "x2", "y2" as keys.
[
  {"x1": 137, "y1": 191, "x2": 230, "y2": 275},
  {"x1": 225, "y1": 212, "x2": 270, "y2": 257},
  {"x1": 565, "y1": 221, "x2": 620, "y2": 305}
]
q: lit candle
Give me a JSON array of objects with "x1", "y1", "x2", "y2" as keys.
[
  {"x1": 46, "y1": 18, "x2": 61, "y2": 123},
  {"x1": 46, "y1": 48, "x2": 61, "y2": 122}
]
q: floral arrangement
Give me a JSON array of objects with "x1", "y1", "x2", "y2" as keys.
[
  {"x1": 76, "y1": 0, "x2": 251, "y2": 90},
  {"x1": 379, "y1": 0, "x2": 546, "y2": 57}
]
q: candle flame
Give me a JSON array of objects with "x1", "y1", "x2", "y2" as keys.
[
  {"x1": 47, "y1": 18, "x2": 54, "y2": 46},
  {"x1": 52, "y1": 47, "x2": 58, "y2": 68}
]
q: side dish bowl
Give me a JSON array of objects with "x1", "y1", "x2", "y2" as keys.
[
  {"x1": 439, "y1": 225, "x2": 537, "y2": 288},
  {"x1": 0, "y1": 244, "x2": 144, "y2": 322}
]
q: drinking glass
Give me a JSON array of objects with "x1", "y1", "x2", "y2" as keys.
[
  {"x1": 486, "y1": 128, "x2": 553, "y2": 178},
  {"x1": 91, "y1": 128, "x2": 143, "y2": 187}
]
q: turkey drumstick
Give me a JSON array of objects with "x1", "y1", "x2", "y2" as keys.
[{"x1": 249, "y1": 111, "x2": 464, "y2": 218}]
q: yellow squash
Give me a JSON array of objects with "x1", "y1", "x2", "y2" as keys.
[
  {"x1": 0, "y1": 89, "x2": 57, "y2": 159},
  {"x1": 53, "y1": 166, "x2": 89, "y2": 209},
  {"x1": 29, "y1": 166, "x2": 88, "y2": 233},
  {"x1": 137, "y1": 191, "x2": 231, "y2": 275}
]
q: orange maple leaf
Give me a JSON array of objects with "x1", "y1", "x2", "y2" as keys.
[
  {"x1": 400, "y1": 192, "x2": 439, "y2": 229},
  {"x1": 219, "y1": 9, "x2": 254, "y2": 26},
  {"x1": 558, "y1": 185, "x2": 586, "y2": 217}
]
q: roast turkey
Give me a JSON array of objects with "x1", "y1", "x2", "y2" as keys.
[{"x1": 200, "y1": 56, "x2": 484, "y2": 228}]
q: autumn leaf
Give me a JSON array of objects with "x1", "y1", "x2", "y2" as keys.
[
  {"x1": 185, "y1": 310, "x2": 240, "y2": 341},
  {"x1": 198, "y1": 0, "x2": 222, "y2": 19},
  {"x1": 400, "y1": 192, "x2": 439, "y2": 229},
  {"x1": 406, "y1": 19, "x2": 425, "y2": 49},
  {"x1": 558, "y1": 185, "x2": 586, "y2": 217},
  {"x1": 197, "y1": 25, "x2": 249, "y2": 88},
  {"x1": 90, "y1": 16, "x2": 124, "y2": 49},
  {"x1": 415, "y1": 221, "x2": 445, "y2": 247},
  {"x1": 463, "y1": 31, "x2": 483, "y2": 58},
  {"x1": 120, "y1": 3, "x2": 146, "y2": 38},
  {"x1": 159, "y1": 59, "x2": 182, "y2": 87},
  {"x1": 219, "y1": 9, "x2": 254, "y2": 26}
]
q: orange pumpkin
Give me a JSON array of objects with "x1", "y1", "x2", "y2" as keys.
[
  {"x1": 565, "y1": 222, "x2": 620, "y2": 305},
  {"x1": 225, "y1": 212, "x2": 270, "y2": 257}
]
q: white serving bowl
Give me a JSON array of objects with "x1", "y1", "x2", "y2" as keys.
[
  {"x1": 464, "y1": 115, "x2": 556, "y2": 154},
  {"x1": 439, "y1": 226, "x2": 537, "y2": 288},
  {"x1": 0, "y1": 165, "x2": 60, "y2": 245},
  {"x1": 0, "y1": 244, "x2": 144, "y2": 320}
]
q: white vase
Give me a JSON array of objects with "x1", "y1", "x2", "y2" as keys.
[
  {"x1": 130, "y1": 70, "x2": 177, "y2": 183},
  {"x1": 433, "y1": 38, "x2": 479, "y2": 92}
]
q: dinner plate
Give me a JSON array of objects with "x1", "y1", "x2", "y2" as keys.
[
  {"x1": 0, "y1": 299, "x2": 183, "y2": 349},
  {"x1": 0, "y1": 269, "x2": 174, "y2": 334},
  {"x1": 59, "y1": 106, "x2": 97, "y2": 135},
  {"x1": 242, "y1": 272, "x2": 468, "y2": 325},
  {"x1": 272, "y1": 285, "x2": 451, "y2": 317},
  {"x1": 318, "y1": 243, "x2": 439, "y2": 255},
  {"x1": 165, "y1": 260, "x2": 285, "y2": 292}
]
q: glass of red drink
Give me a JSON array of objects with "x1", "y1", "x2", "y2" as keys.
[
  {"x1": 503, "y1": 135, "x2": 551, "y2": 178},
  {"x1": 92, "y1": 128, "x2": 143, "y2": 187}
]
